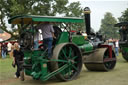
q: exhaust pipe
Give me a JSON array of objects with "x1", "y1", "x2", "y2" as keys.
[{"x1": 84, "y1": 7, "x2": 91, "y2": 35}]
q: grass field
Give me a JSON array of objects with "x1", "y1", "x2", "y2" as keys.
[{"x1": 0, "y1": 53, "x2": 128, "y2": 85}]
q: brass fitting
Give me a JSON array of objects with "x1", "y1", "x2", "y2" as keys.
[{"x1": 84, "y1": 7, "x2": 91, "y2": 14}]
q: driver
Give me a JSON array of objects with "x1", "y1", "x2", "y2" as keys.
[
  {"x1": 119, "y1": 25, "x2": 128, "y2": 41},
  {"x1": 37, "y1": 22, "x2": 56, "y2": 59}
]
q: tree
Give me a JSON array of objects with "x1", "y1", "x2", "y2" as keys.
[
  {"x1": 0, "y1": 0, "x2": 83, "y2": 39},
  {"x1": 118, "y1": 8, "x2": 128, "y2": 22},
  {"x1": 99, "y1": 12, "x2": 119, "y2": 39},
  {"x1": 65, "y1": 2, "x2": 84, "y2": 31}
]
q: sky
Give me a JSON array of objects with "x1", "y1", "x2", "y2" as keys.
[{"x1": 69, "y1": 0, "x2": 128, "y2": 31}]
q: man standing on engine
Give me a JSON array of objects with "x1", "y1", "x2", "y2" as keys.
[{"x1": 37, "y1": 22, "x2": 56, "y2": 59}]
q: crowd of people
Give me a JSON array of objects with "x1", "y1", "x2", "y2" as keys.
[{"x1": 0, "y1": 42, "x2": 14, "y2": 59}]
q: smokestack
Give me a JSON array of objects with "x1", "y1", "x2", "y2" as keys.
[{"x1": 84, "y1": 7, "x2": 91, "y2": 35}]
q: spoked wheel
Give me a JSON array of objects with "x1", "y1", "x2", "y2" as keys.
[{"x1": 51, "y1": 43, "x2": 82, "y2": 81}]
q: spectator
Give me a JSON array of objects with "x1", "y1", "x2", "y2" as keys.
[
  {"x1": 1, "y1": 43, "x2": 7, "y2": 59},
  {"x1": 108, "y1": 38, "x2": 114, "y2": 48},
  {"x1": 115, "y1": 39, "x2": 119, "y2": 56},
  {"x1": 7, "y1": 42, "x2": 12, "y2": 58},
  {"x1": 0, "y1": 43, "x2": 1, "y2": 58},
  {"x1": 13, "y1": 42, "x2": 24, "y2": 78}
]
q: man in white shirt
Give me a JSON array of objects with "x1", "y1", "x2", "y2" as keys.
[{"x1": 115, "y1": 40, "x2": 119, "y2": 56}]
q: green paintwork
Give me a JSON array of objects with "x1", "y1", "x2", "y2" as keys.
[
  {"x1": 23, "y1": 51, "x2": 33, "y2": 76},
  {"x1": 8, "y1": 15, "x2": 84, "y2": 24},
  {"x1": 122, "y1": 47, "x2": 128, "y2": 52},
  {"x1": 23, "y1": 49, "x2": 70, "y2": 81},
  {"x1": 31, "y1": 61, "x2": 48, "y2": 80},
  {"x1": 79, "y1": 42, "x2": 93, "y2": 53},
  {"x1": 24, "y1": 50, "x2": 47, "y2": 77},
  {"x1": 24, "y1": 51, "x2": 32, "y2": 65},
  {"x1": 33, "y1": 17, "x2": 83, "y2": 23},
  {"x1": 41, "y1": 64, "x2": 69, "y2": 81},
  {"x1": 72, "y1": 35, "x2": 88, "y2": 45},
  {"x1": 24, "y1": 69, "x2": 32, "y2": 76},
  {"x1": 121, "y1": 46, "x2": 128, "y2": 61},
  {"x1": 72, "y1": 35, "x2": 93, "y2": 53},
  {"x1": 24, "y1": 49, "x2": 75, "y2": 81},
  {"x1": 119, "y1": 42, "x2": 128, "y2": 61},
  {"x1": 56, "y1": 32, "x2": 69, "y2": 44}
]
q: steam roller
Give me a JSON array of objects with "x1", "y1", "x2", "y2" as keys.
[{"x1": 8, "y1": 6, "x2": 117, "y2": 82}]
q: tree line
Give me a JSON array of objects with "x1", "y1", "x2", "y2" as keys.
[
  {"x1": 0, "y1": 0, "x2": 128, "y2": 39},
  {"x1": 100, "y1": 8, "x2": 128, "y2": 39}
]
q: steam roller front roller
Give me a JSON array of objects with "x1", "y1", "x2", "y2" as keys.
[
  {"x1": 84, "y1": 48, "x2": 116, "y2": 71},
  {"x1": 51, "y1": 43, "x2": 83, "y2": 81}
]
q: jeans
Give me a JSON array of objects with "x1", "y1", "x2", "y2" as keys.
[
  {"x1": 43, "y1": 37, "x2": 53, "y2": 58},
  {"x1": 115, "y1": 47, "x2": 119, "y2": 56},
  {"x1": 2, "y1": 50, "x2": 6, "y2": 59},
  {"x1": 34, "y1": 41, "x2": 39, "y2": 50}
]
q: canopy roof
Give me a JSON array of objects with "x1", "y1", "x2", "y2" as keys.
[
  {"x1": 114, "y1": 22, "x2": 128, "y2": 27},
  {"x1": 8, "y1": 15, "x2": 84, "y2": 24}
]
